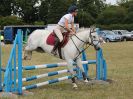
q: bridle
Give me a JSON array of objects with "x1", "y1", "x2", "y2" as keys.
[{"x1": 70, "y1": 28, "x2": 100, "y2": 61}]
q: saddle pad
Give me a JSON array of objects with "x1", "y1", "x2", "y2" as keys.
[
  {"x1": 46, "y1": 32, "x2": 70, "y2": 47},
  {"x1": 46, "y1": 32, "x2": 55, "y2": 45}
]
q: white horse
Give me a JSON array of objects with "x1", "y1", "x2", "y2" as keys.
[{"x1": 23, "y1": 26, "x2": 102, "y2": 88}]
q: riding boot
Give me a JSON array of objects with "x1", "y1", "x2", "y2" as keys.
[{"x1": 51, "y1": 38, "x2": 60, "y2": 55}]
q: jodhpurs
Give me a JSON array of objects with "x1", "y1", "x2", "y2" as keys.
[{"x1": 53, "y1": 25, "x2": 66, "y2": 42}]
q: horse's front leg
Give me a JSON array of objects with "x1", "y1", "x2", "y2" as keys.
[
  {"x1": 23, "y1": 44, "x2": 35, "y2": 60},
  {"x1": 23, "y1": 50, "x2": 32, "y2": 60},
  {"x1": 76, "y1": 57, "x2": 88, "y2": 83},
  {"x1": 66, "y1": 59, "x2": 78, "y2": 89}
]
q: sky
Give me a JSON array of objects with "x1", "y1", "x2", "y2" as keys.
[{"x1": 106, "y1": 0, "x2": 117, "y2": 5}]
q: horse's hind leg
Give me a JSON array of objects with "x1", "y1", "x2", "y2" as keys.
[{"x1": 76, "y1": 58, "x2": 88, "y2": 83}]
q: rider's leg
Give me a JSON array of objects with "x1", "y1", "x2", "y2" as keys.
[
  {"x1": 51, "y1": 37, "x2": 60, "y2": 55},
  {"x1": 51, "y1": 27, "x2": 63, "y2": 55},
  {"x1": 54, "y1": 27, "x2": 63, "y2": 42}
]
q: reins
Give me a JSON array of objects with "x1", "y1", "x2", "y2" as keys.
[
  {"x1": 69, "y1": 29, "x2": 101, "y2": 61},
  {"x1": 70, "y1": 30, "x2": 94, "y2": 61}
]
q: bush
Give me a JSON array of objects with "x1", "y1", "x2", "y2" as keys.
[
  {"x1": 34, "y1": 21, "x2": 44, "y2": 25},
  {"x1": 0, "y1": 16, "x2": 24, "y2": 29},
  {"x1": 96, "y1": 6, "x2": 127, "y2": 25}
]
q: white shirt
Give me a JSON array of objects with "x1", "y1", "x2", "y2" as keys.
[{"x1": 58, "y1": 14, "x2": 74, "y2": 27}]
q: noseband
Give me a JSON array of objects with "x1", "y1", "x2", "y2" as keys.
[{"x1": 89, "y1": 29, "x2": 101, "y2": 46}]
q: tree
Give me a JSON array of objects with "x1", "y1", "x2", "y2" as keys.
[
  {"x1": 117, "y1": 0, "x2": 130, "y2": 4},
  {"x1": 78, "y1": 0, "x2": 105, "y2": 18},
  {"x1": 39, "y1": 0, "x2": 49, "y2": 24},
  {"x1": 39, "y1": 0, "x2": 77, "y2": 24},
  {"x1": 78, "y1": 0, "x2": 105, "y2": 27},
  {"x1": 0, "y1": 16, "x2": 24, "y2": 29},
  {"x1": 0, "y1": 0, "x2": 12, "y2": 16},
  {"x1": 96, "y1": 6, "x2": 127, "y2": 25},
  {"x1": 12, "y1": 0, "x2": 39, "y2": 23},
  {"x1": 124, "y1": 12, "x2": 133, "y2": 23},
  {"x1": 126, "y1": 1, "x2": 133, "y2": 23},
  {"x1": 77, "y1": 11, "x2": 95, "y2": 27},
  {"x1": 119, "y1": 0, "x2": 133, "y2": 23}
]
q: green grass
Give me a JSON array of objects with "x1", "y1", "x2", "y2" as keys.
[{"x1": 1, "y1": 41, "x2": 133, "y2": 99}]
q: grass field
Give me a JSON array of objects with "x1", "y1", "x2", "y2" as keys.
[{"x1": 1, "y1": 41, "x2": 133, "y2": 99}]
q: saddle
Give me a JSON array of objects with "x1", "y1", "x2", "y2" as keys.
[
  {"x1": 46, "y1": 31, "x2": 70, "y2": 59},
  {"x1": 46, "y1": 31, "x2": 70, "y2": 47}
]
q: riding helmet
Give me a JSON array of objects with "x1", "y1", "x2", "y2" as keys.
[{"x1": 68, "y1": 5, "x2": 78, "y2": 13}]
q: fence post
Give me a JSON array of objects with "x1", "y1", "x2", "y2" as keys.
[
  {"x1": 0, "y1": 32, "x2": 2, "y2": 91},
  {"x1": 17, "y1": 29, "x2": 23, "y2": 94},
  {"x1": 96, "y1": 49, "x2": 101, "y2": 80},
  {"x1": 103, "y1": 59, "x2": 107, "y2": 80}
]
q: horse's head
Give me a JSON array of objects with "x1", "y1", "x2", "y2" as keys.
[{"x1": 88, "y1": 26, "x2": 101, "y2": 50}]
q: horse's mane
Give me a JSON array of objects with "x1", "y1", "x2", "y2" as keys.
[
  {"x1": 77, "y1": 26, "x2": 96, "y2": 33},
  {"x1": 77, "y1": 27, "x2": 90, "y2": 33}
]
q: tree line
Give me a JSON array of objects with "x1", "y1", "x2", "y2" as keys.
[{"x1": 0, "y1": 0, "x2": 133, "y2": 30}]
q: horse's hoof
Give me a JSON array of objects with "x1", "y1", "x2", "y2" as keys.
[
  {"x1": 73, "y1": 86, "x2": 78, "y2": 90},
  {"x1": 84, "y1": 79, "x2": 89, "y2": 83},
  {"x1": 73, "y1": 87, "x2": 78, "y2": 90},
  {"x1": 23, "y1": 56, "x2": 31, "y2": 60},
  {"x1": 23, "y1": 56, "x2": 27, "y2": 60},
  {"x1": 22, "y1": 57, "x2": 26, "y2": 60},
  {"x1": 51, "y1": 51, "x2": 57, "y2": 56},
  {"x1": 72, "y1": 83, "x2": 78, "y2": 89}
]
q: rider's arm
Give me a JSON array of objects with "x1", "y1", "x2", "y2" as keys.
[
  {"x1": 64, "y1": 18, "x2": 73, "y2": 33},
  {"x1": 71, "y1": 22, "x2": 76, "y2": 33}
]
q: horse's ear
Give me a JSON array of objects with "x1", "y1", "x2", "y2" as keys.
[{"x1": 90, "y1": 25, "x2": 96, "y2": 32}]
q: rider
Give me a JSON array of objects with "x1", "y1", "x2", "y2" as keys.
[{"x1": 51, "y1": 5, "x2": 78, "y2": 55}]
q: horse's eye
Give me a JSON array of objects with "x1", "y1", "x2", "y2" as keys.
[{"x1": 93, "y1": 36, "x2": 96, "y2": 38}]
